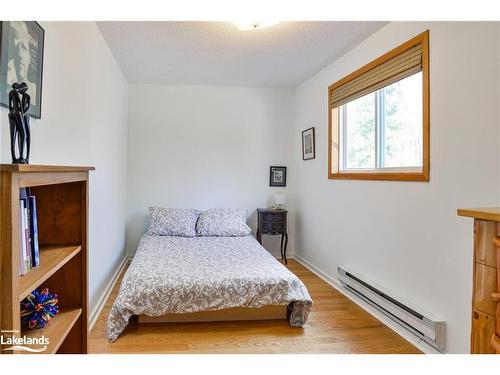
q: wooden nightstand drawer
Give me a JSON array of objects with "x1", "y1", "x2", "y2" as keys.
[
  {"x1": 262, "y1": 212, "x2": 285, "y2": 223},
  {"x1": 262, "y1": 222, "x2": 284, "y2": 234}
]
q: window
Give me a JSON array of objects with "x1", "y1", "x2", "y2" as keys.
[{"x1": 329, "y1": 31, "x2": 429, "y2": 181}]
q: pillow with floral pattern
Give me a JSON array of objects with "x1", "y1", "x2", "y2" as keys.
[
  {"x1": 147, "y1": 207, "x2": 199, "y2": 237},
  {"x1": 196, "y1": 208, "x2": 252, "y2": 237}
]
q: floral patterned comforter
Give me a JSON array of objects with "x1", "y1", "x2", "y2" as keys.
[{"x1": 107, "y1": 235, "x2": 312, "y2": 342}]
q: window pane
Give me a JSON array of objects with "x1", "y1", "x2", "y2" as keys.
[
  {"x1": 345, "y1": 93, "x2": 375, "y2": 169},
  {"x1": 382, "y1": 72, "x2": 423, "y2": 168}
]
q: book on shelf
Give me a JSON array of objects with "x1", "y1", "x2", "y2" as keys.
[
  {"x1": 19, "y1": 199, "x2": 30, "y2": 275},
  {"x1": 28, "y1": 195, "x2": 40, "y2": 267},
  {"x1": 19, "y1": 188, "x2": 40, "y2": 276}
]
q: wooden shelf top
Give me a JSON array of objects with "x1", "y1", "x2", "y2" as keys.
[
  {"x1": 19, "y1": 245, "x2": 82, "y2": 301},
  {"x1": 21, "y1": 308, "x2": 82, "y2": 354},
  {"x1": 0, "y1": 164, "x2": 95, "y2": 172},
  {"x1": 457, "y1": 207, "x2": 500, "y2": 221}
]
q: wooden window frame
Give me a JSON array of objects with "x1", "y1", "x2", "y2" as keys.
[{"x1": 328, "y1": 31, "x2": 429, "y2": 182}]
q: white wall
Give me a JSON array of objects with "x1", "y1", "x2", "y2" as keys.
[
  {"x1": 0, "y1": 22, "x2": 129, "y2": 312},
  {"x1": 293, "y1": 22, "x2": 500, "y2": 353},
  {"x1": 127, "y1": 84, "x2": 295, "y2": 258}
]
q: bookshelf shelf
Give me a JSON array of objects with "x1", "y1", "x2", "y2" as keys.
[
  {"x1": 18, "y1": 245, "x2": 82, "y2": 301},
  {"x1": 0, "y1": 164, "x2": 94, "y2": 172},
  {"x1": 0, "y1": 165, "x2": 93, "y2": 354},
  {"x1": 21, "y1": 308, "x2": 82, "y2": 354}
]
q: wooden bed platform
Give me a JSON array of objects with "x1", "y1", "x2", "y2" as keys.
[{"x1": 138, "y1": 305, "x2": 288, "y2": 323}]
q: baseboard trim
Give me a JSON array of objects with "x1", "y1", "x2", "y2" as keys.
[
  {"x1": 292, "y1": 254, "x2": 440, "y2": 354},
  {"x1": 89, "y1": 255, "x2": 129, "y2": 332}
]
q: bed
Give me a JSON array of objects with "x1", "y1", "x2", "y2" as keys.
[{"x1": 107, "y1": 234, "x2": 312, "y2": 342}]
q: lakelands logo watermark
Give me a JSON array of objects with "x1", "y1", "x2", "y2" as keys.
[{"x1": 1, "y1": 329, "x2": 49, "y2": 352}]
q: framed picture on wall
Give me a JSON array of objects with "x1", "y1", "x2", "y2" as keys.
[
  {"x1": 269, "y1": 166, "x2": 287, "y2": 187},
  {"x1": 302, "y1": 127, "x2": 315, "y2": 160},
  {"x1": 0, "y1": 21, "x2": 45, "y2": 119}
]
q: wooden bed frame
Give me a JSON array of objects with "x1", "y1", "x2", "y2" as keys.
[{"x1": 138, "y1": 305, "x2": 288, "y2": 323}]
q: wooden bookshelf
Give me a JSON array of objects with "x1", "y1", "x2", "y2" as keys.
[
  {"x1": 0, "y1": 165, "x2": 94, "y2": 354},
  {"x1": 20, "y1": 308, "x2": 82, "y2": 354},
  {"x1": 18, "y1": 245, "x2": 82, "y2": 301}
]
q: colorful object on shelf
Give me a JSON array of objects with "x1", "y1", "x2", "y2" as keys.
[{"x1": 20, "y1": 288, "x2": 59, "y2": 330}]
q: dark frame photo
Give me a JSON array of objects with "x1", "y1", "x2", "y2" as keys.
[
  {"x1": 302, "y1": 127, "x2": 315, "y2": 160},
  {"x1": 269, "y1": 166, "x2": 287, "y2": 187},
  {"x1": 0, "y1": 21, "x2": 45, "y2": 119}
]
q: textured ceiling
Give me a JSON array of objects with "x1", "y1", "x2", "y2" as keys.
[{"x1": 97, "y1": 21, "x2": 387, "y2": 87}]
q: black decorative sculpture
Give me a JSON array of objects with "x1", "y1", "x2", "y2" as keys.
[{"x1": 8, "y1": 82, "x2": 31, "y2": 164}]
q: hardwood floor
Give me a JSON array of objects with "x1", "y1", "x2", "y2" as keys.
[{"x1": 89, "y1": 259, "x2": 421, "y2": 354}]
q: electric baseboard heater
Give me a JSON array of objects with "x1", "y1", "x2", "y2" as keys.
[{"x1": 338, "y1": 267, "x2": 445, "y2": 351}]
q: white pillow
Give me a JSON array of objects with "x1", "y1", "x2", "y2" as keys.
[
  {"x1": 147, "y1": 207, "x2": 199, "y2": 237},
  {"x1": 196, "y1": 208, "x2": 251, "y2": 237}
]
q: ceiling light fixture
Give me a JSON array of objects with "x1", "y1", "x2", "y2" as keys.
[{"x1": 234, "y1": 21, "x2": 279, "y2": 31}]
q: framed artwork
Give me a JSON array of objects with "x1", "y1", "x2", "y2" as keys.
[
  {"x1": 269, "y1": 166, "x2": 287, "y2": 187},
  {"x1": 302, "y1": 127, "x2": 315, "y2": 160},
  {"x1": 0, "y1": 21, "x2": 45, "y2": 119}
]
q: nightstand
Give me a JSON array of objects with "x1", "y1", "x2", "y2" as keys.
[{"x1": 256, "y1": 208, "x2": 288, "y2": 264}]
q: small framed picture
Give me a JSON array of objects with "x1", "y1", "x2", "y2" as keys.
[
  {"x1": 302, "y1": 127, "x2": 315, "y2": 160},
  {"x1": 270, "y1": 166, "x2": 287, "y2": 187},
  {"x1": 0, "y1": 21, "x2": 45, "y2": 119}
]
